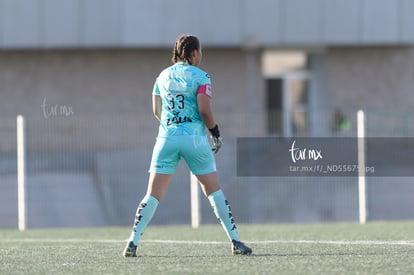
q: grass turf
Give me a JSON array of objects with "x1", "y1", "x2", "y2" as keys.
[{"x1": 1, "y1": 221, "x2": 414, "y2": 274}]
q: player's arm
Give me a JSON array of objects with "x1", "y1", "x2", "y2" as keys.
[
  {"x1": 197, "y1": 87, "x2": 222, "y2": 153},
  {"x1": 153, "y1": 94, "x2": 162, "y2": 121},
  {"x1": 197, "y1": 94, "x2": 216, "y2": 129}
]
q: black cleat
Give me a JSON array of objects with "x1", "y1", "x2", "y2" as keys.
[
  {"x1": 123, "y1": 241, "x2": 137, "y2": 257},
  {"x1": 232, "y1": 240, "x2": 252, "y2": 255}
]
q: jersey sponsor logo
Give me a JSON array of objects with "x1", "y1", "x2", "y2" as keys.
[
  {"x1": 166, "y1": 116, "x2": 193, "y2": 126},
  {"x1": 166, "y1": 111, "x2": 193, "y2": 126}
]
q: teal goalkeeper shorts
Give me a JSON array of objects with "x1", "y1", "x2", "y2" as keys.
[{"x1": 149, "y1": 135, "x2": 217, "y2": 175}]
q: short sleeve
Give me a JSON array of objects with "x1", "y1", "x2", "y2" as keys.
[
  {"x1": 199, "y1": 73, "x2": 211, "y2": 86},
  {"x1": 152, "y1": 79, "x2": 160, "y2": 95}
]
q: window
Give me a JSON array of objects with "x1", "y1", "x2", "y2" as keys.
[
  {"x1": 266, "y1": 73, "x2": 309, "y2": 136},
  {"x1": 263, "y1": 50, "x2": 309, "y2": 136}
]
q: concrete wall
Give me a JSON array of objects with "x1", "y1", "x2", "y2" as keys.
[
  {"x1": 0, "y1": 48, "x2": 265, "y2": 149},
  {"x1": 2, "y1": 46, "x2": 414, "y2": 228},
  {"x1": 1, "y1": 0, "x2": 414, "y2": 48},
  {"x1": 326, "y1": 46, "x2": 414, "y2": 136},
  {"x1": 0, "y1": 49, "x2": 267, "y2": 228},
  {"x1": 326, "y1": 46, "x2": 414, "y2": 112},
  {"x1": 0, "y1": 50, "x2": 165, "y2": 118}
]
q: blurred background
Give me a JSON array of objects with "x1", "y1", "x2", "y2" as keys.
[{"x1": 1, "y1": 0, "x2": 414, "y2": 229}]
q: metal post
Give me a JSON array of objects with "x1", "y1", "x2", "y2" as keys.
[
  {"x1": 17, "y1": 115, "x2": 27, "y2": 231},
  {"x1": 357, "y1": 110, "x2": 367, "y2": 224},
  {"x1": 190, "y1": 173, "x2": 201, "y2": 228}
]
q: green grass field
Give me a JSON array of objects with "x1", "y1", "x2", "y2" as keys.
[{"x1": 1, "y1": 222, "x2": 414, "y2": 274}]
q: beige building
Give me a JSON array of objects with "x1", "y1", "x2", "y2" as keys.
[{"x1": 1, "y1": 0, "x2": 414, "y2": 228}]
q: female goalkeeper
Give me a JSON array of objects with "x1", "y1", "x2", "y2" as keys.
[{"x1": 123, "y1": 34, "x2": 252, "y2": 257}]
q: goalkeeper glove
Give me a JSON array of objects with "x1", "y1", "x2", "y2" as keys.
[{"x1": 208, "y1": 124, "x2": 223, "y2": 154}]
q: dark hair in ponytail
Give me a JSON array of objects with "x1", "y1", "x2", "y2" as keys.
[{"x1": 172, "y1": 35, "x2": 200, "y2": 65}]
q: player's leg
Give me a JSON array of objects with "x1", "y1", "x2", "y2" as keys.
[
  {"x1": 123, "y1": 173, "x2": 172, "y2": 257},
  {"x1": 146, "y1": 173, "x2": 172, "y2": 201},
  {"x1": 183, "y1": 135, "x2": 252, "y2": 255},
  {"x1": 130, "y1": 173, "x2": 172, "y2": 242},
  {"x1": 183, "y1": 135, "x2": 239, "y2": 241},
  {"x1": 124, "y1": 137, "x2": 178, "y2": 257},
  {"x1": 196, "y1": 172, "x2": 252, "y2": 255},
  {"x1": 196, "y1": 172, "x2": 238, "y2": 240}
]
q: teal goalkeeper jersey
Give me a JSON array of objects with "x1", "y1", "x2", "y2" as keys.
[{"x1": 152, "y1": 62, "x2": 213, "y2": 137}]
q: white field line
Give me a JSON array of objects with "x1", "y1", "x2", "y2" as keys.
[{"x1": 2, "y1": 239, "x2": 414, "y2": 246}]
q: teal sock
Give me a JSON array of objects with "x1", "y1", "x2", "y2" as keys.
[
  {"x1": 128, "y1": 194, "x2": 159, "y2": 246},
  {"x1": 208, "y1": 189, "x2": 240, "y2": 242}
]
